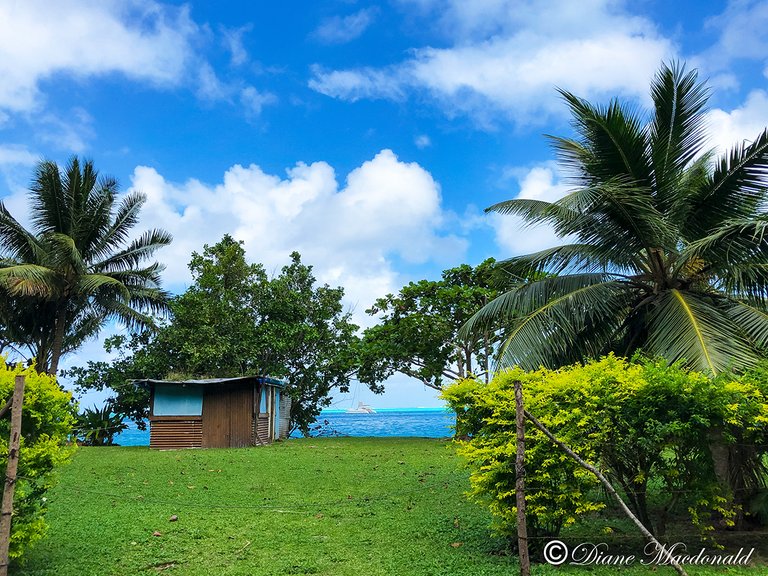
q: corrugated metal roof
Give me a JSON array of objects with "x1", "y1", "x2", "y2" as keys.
[{"x1": 134, "y1": 376, "x2": 287, "y2": 388}]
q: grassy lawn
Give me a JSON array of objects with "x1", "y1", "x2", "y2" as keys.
[{"x1": 14, "y1": 438, "x2": 763, "y2": 575}]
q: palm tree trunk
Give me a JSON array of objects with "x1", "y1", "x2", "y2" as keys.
[{"x1": 47, "y1": 306, "x2": 67, "y2": 375}]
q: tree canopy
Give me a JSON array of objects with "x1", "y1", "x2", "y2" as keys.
[
  {"x1": 0, "y1": 157, "x2": 171, "y2": 373},
  {"x1": 464, "y1": 63, "x2": 768, "y2": 375},
  {"x1": 69, "y1": 236, "x2": 359, "y2": 434},
  {"x1": 357, "y1": 259, "x2": 503, "y2": 391}
]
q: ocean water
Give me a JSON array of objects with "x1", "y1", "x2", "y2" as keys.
[
  {"x1": 113, "y1": 408, "x2": 455, "y2": 446},
  {"x1": 303, "y1": 408, "x2": 455, "y2": 438}
]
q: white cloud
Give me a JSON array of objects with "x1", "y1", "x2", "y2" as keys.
[
  {"x1": 313, "y1": 8, "x2": 378, "y2": 44},
  {"x1": 0, "y1": 145, "x2": 37, "y2": 167},
  {"x1": 0, "y1": 0, "x2": 200, "y2": 113},
  {"x1": 221, "y1": 24, "x2": 252, "y2": 67},
  {"x1": 309, "y1": 65, "x2": 408, "y2": 102},
  {"x1": 490, "y1": 164, "x2": 570, "y2": 256},
  {"x1": 37, "y1": 108, "x2": 95, "y2": 153},
  {"x1": 706, "y1": 90, "x2": 768, "y2": 155},
  {"x1": 240, "y1": 86, "x2": 277, "y2": 117},
  {"x1": 697, "y1": 0, "x2": 768, "y2": 74},
  {"x1": 129, "y1": 150, "x2": 465, "y2": 326},
  {"x1": 311, "y1": 0, "x2": 676, "y2": 126},
  {"x1": 414, "y1": 134, "x2": 431, "y2": 149}
]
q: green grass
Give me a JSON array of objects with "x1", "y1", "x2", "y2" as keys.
[{"x1": 14, "y1": 438, "x2": 764, "y2": 575}]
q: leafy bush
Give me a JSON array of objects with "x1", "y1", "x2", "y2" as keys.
[
  {"x1": 75, "y1": 401, "x2": 127, "y2": 446},
  {"x1": 0, "y1": 360, "x2": 76, "y2": 560},
  {"x1": 442, "y1": 355, "x2": 768, "y2": 544}
]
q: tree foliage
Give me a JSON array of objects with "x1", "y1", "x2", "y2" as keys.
[
  {"x1": 358, "y1": 259, "x2": 503, "y2": 391},
  {"x1": 69, "y1": 236, "x2": 359, "y2": 434},
  {"x1": 464, "y1": 63, "x2": 768, "y2": 375},
  {"x1": 0, "y1": 157, "x2": 171, "y2": 374},
  {"x1": 0, "y1": 360, "x2": 76, "y2": 560},
  {"x1": 443, "y1": 356, "x2": 768, "y2": 543}
]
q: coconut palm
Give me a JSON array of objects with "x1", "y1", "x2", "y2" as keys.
[
  {"x1": 0, "y1": 157, "x2": 171, "y2": 374},
  {"x1": 464, "y1": 63, "x2": 768, "y2": 375}
]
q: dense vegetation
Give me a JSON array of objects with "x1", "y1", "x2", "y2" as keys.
[
  {"x1": 357, "y1": 259, "x2": 503, "y2": 391},
  {"x1": 0, "y1": 361, "x2": 76, "y2": 559},
  {"x1": 443, "y1": 356, "x2": 768, "y2": 546},
  {"x1": 69, "y1": 236, "x2": 359, "y2": 434}
]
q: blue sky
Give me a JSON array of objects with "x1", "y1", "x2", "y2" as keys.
[{"x1": 1, "y1": 0, "x2": 767, "y2": 408}]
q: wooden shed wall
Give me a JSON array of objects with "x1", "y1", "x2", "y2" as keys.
[
  {"x1": 278, "y1": 393, "x2": 291, "y2": 440},
  {"x1": 148, "y1": 380, "x2": 286, "y2": 449},
  {"x1": 149, "y1": 417, "x2": 203, "y2": 449}
]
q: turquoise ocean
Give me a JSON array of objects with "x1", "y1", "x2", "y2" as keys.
[{"x1": 114, "y1": 407, "x2": 456, "y2": 446}]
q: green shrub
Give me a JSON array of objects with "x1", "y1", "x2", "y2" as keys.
[
  {"x1": 75, "y1": 401, "x2": 127, "y2": 446},
  {"x1": 442, "y1": 355, "x2": 768, "y2": 544},
  {"x1": 0, "y1": 360, "x2": 76, "y2": 559}
]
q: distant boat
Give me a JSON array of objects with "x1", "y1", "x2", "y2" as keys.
[{"x1": 346, "y1": 401, "x2": 376, "y2": 414}]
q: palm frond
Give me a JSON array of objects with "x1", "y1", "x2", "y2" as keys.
[
  {"x1": 648, "y1": 62, "x2": 710, "y2": 210},
  {"x1": 89, "y1": 191, "x2": 146, "y2": 261},
  {"x1": 76, "y1": 273, "x2": 131, "y2": 301},
  {"x1": 0, "y1": 203, "x2": 43, "y2": 261},
  {"x1": 726, "y1": 300, "x2": 768, "y2": 350},
  {"x1": 0, "y1": 264, "x2": 60, "y2": 298},
  {"x1": 30, "y1": 160, "x2": 67, "y2": 234},
  {"x1": 494, "y1": 243, "x2": 640, "y2": 277},
  {"x1": 645, "y1": 290, "x2": 757, "y2": 374},
  {"x1": 493, "y1": 277, "x2": 632, "y2": 370},
  {"x1": 93, "y1": 229, "x2": 172, "y2": 272},
  {"x1": 461, "y1": 273, "x2": 624, "y2": 336},
  {"x1": 685, "y1": 127, "x2": 768, "y2": 236},
  {"x1": 553, "y1": 89, "x2": 652, "y2": 188}
]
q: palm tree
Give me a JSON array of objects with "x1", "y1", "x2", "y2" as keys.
[
  {"x1": 464, "y1": 63, "x2": 768, "y2": 375},
  {"x1": 0, "y1": 157, "x2": 171, "y2": 374}
]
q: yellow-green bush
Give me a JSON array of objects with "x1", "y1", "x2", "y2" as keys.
[
  {"x1": 0, "y1": 360, "x2": 76, "y2": 559},
  {"x1": 442, "y1": 355, "x2": 768, "y2": 543}
]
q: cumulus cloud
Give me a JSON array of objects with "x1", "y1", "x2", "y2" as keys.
[
  {"x1": 490, "y1": 164, "x2": 570, "y2": 257},
  {"x1": 311, "y1": 0, "x2": 676, "y2": 126},
  {"x1": 0, "y1": 0, "x2": 200, "y2": 113},
  {"x1": 706, "y1": 90, "x2": 768, "y2": 155},
  {"x1": 697, "y1": 0, "x2": 768, "y2": 75},
  {"x1": 129, "y1": 150, "x2": 465, "y2": 325},
  {"x1": 312, "y1": 8, "x2": 378, "y2": 44}
]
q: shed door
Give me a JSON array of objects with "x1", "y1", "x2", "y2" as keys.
[{"x1": 202, "y1": 384, "x2": 253, "y2": 448}]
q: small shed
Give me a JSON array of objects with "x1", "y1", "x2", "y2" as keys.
[{"x1": 137, "y1": 376, "x2": 291, "y2": 449}]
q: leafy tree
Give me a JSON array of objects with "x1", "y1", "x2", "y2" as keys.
[
  {"x1": 69, "y1": 237, "x2": 359, "y2": 434},
  {"x1": 464, "y1": 63, "x2": 768, "y2": 375},
  {"x1": 153, "y1": 235, "x2": 266, "y2": 377},
  {"x1": 357, "y1": 259, "x2": 502, "y2": 391},
  {"x1": 256, "y1": 252, "x2": 359, "y2": 433},
  {"x1": 0, "y1": 157, "x2": 171, "y2": 374}
]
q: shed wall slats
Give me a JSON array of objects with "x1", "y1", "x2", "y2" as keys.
[
  {"x1": 254, "y1": 415, "x2": 270, "y2": 445},
  {"x1": 278, "y1": 394, "x2": 291, "y2": 439},
  {"x1": 150, "y1": 419, "x2": 202, "y2": 449},
  {"x1": 229, "y1": 384, "x2": 253, "y2": 447}
]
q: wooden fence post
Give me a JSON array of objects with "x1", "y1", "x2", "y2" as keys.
[
  {"x1": 0, "y1": 375, "x2": 25, "y2": 576},
  {"x1": 514, "y1": 380, "x2": 531, "y2": 576}
]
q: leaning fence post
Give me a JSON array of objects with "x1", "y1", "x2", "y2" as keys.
[
  {"x1": 514, "y1": 380, "x2": 531, "y2": 576},
  {"x1": 0, "y1": 375, "x2": 25, "y2": 576}
]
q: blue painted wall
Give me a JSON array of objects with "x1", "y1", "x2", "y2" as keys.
[{"x1": 154, "y1": 384, "x2": 203, "y2": 416}]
